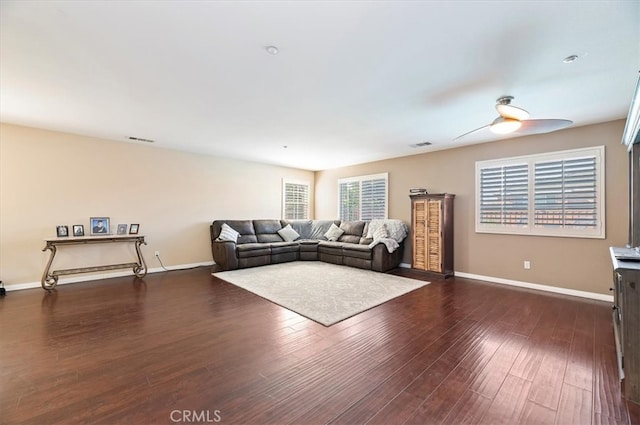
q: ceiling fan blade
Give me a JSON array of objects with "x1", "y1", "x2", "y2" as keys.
[
  {"x1": 496, "y1": 103, "x2": 530, "y2": 120},
  {"x1": 454, "y1": 124, "x2": 490, "y2": 141},
  {"x1": 516, "y1": 119, "x2": 573, "y2": 135}
]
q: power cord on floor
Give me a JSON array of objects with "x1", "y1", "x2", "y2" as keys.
[
  {"x1": 155, "y1": 252, "x2": 170, "y2": 272},
  {"x1": 153, "y1": 252, "x2": 210, "y2": 272}
]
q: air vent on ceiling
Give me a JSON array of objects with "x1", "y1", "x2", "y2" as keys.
[
  {"x1": 128, "y1": 136, "x2": 155, "y2": 143},
  {"x1": 410, "y1": 141, "x2": 432, "y2": 148}
]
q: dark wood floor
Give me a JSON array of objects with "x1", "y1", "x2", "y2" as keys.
[{"x1": 1, "y1": 267, "x2": 638, "y2": 425}]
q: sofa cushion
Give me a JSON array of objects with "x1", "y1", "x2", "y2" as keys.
[
  {"x1": 236, "y1": 243, "x2": 271, "y2": 258},
  {"x1": 342, "y1": 243, "x2": 373, "y2": 260},
  {"x1": 254, "y1": 220, "x2": 284, "y2": 243},
  {"x1": 298, "y1": 239, "x2": 319, "y2": 253},
  {"x1": 339, "y1": 221, "x2": 366, "y2": 237},
  {"x1": 281, "y1": 220, "x2": 312, "y2": 239},
  {"x1": 337, "y1": 221, "x2": 366, "y2": 244},
  {"x1": 277, "y1": 224, "x2": 300, "y2": 242},
  {"x1": 325, "y1": 223, "x2": 344, "y2": 241},
  {"x1": 212, "y1": 220, "x2": 258, "y2": 244},
  {"x1": 228, "y1": 220, "x2": 257, "y2": 244},
  {"x1": 217, "y1": 223, "x2": 240, "y2": 242},
  {"x1": 309, "y1": 220, "x2": 339, "y2": 240},
  {"x1": 269, "y1": 241, "x2": 299, "y2": 254}
]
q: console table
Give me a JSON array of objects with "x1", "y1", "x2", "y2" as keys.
[{"x1": 41, "y1": 235, "x2": 147, "y2": 290}]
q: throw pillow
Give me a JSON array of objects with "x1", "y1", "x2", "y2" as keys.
[
  {"x1": 217, "y1": 223, "x2": 240, "y2": 243},
  {"x1": 373, "y1": 223, "x2": 389, "y2": 240},
  {"x1": 324, "y1": 223, "x2": 344, "y2": 241},
  {"x1": 277, "y1": 224, "x2": 300, "y2": 242}
]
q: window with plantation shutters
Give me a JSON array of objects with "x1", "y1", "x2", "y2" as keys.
[
  {"x1": 338, "y1": 173, "x2": 388, "y2": 221},
  {"x1": 476, "y1": 146, "x2": 604, "y2": 238},
  {"x1": 282, "y1": 180, "x2": 309, "y2": 220},
  {"x1": 534, "y1": 156, "x2": 597, "y2": 229},
  {"x1": 479, "y1": 163, "x2": 529, "y2": 227}
]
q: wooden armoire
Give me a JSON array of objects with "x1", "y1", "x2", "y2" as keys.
[{"x1": 410, "y1": 193, "x2": 455, "y2": 277}]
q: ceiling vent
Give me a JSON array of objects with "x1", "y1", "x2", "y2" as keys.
[
  {"x1": 410, "y1": 141, "x2": 432, "y2": 148},
  {"x1": 128, "y1": 136, "x2": 155, "y2": 143}
]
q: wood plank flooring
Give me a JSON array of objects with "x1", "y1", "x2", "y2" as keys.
[{"x1": 1, "y1": 267, "x2": 639, "y2": 425}]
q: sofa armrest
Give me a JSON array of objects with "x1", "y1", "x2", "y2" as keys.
[
  {"x1": 212, "y1": 241, "x2": 239, "y2": 271},
  {"x1": 371, "y1": 240, "x2": 405, "y2": 272}
]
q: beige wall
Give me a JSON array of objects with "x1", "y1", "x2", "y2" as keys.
[
  {"x1": 315, "y1": 120, "x2": 629, "y2": 295},
  {"x1": 0, "y1": 123, "x2": 314, "y2": 287}
]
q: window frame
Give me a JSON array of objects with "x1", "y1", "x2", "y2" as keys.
[
  {"x1": 337, "y1": 172, "x2": 389, "y2": 221},
  {"x1": 475, "y1": 146, "x2": 605, "y2": 239},
  {"x1": 282, "y1": 179, "x2": 310, "y2": 220}
]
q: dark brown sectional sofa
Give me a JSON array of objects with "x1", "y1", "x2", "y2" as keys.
[{"x1": 210, "y1": 219, "x2": 406, "y2": 272}]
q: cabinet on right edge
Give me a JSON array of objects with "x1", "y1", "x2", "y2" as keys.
[
  {"x1": 610, "y1": 247, "x2": 640, "y2": 405},
  {"x1": 410, "y1": 193, "x2": 454, "y2": 278}
]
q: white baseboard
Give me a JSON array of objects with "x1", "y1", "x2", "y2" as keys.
[
  {"x1": 5, "y1": 261, "x2": 215, "y2": 292},
  {"x1": 453, "y1": 271, "x2": 613, "y2": 302},
  {"x1": 397, "y1": 264, "x2": 611, "y2": 302}
]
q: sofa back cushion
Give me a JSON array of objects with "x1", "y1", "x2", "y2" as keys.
[
  {"x1": 281, "y1": 220, "x2": 313, "y2": 240},
  {"x1": 253, "y1": 220, "x2": 284, "y2": 243},
  {"x1": 309, "y1": 220, "x2": 340, "y2": 240},
  {"x1": 211, "y1": 220, "x2": 257, "y2": 244},
  {"x1": 338, "y1": 221, "x2": 366, "y2": 244}
]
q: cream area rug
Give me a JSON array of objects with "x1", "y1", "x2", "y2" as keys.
[{"x1": 213, "y1": 262, "x2": 429, "y2": 326}]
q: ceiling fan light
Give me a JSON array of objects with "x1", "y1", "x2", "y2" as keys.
[
  {"x1": 496, "y1": 103, "x2": 530, "y2": 120},
  {"x1": 490, "y1": 117, "x2": 522, "y2": 134}
]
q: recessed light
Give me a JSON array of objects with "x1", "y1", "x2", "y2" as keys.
[
  {"x1": 266, "y1": 45, "x2": 279, "y2": 55},
  {"x1": 283, "y1": 145, "x2": 288, "y2": 149},
  {"x1": 563, "y1": 54, "x2": 579, "y2": 63}
]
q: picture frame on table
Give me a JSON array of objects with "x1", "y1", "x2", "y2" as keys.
[
  {"x1": 117, "y1": 224, "x2": 128, "y2": 235},
  {"x1": 90, "y1": 217, "x2": 110, "y2": 235},
  {"x1": 73, "y1": 224, "x2": 84, "y2": 237},
  {"x1": 129, "y1": 224, "x2": 140, "y2": 235},
  {"x1": 56, "y1": 225, "x2": 69, "y2": 237}
]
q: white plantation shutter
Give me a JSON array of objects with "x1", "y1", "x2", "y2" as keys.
[
  {"x1": 476, "y1": 146, "x2": 604, "y2": 238},
  {"x1": 479, "y1": 163, "x2": 528, "y2": 226},
  {"x1": 339, "y1": 181, "x2": 360, "y2": 221},
  {"x1": 338, "y1": 173, "x2": 388, "y2": 221},
  {"x1": 361, "y1": 177, "x2": 387, "y2": 220},
  {"x1": 534, "y1": 156, "x2": 598, "y2": 229},
  {"x1": 282, "y1": 180, "x2": 309, "y2": 220}
]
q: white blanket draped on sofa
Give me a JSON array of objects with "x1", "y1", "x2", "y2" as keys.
[{"x1": 367, "y1": 219, "x2": 408, "y2": 253}]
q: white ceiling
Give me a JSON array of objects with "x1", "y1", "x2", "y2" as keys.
[{"x1": 1, "y1": 1, "x2": 639, "y2": 171}]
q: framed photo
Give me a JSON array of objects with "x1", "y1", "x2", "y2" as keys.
[
  {"x1": 72, "y1": 224, "x2": 84, "y2": 237},
  {"x1": 129, "y1": 223, "x2": 140, "y2": 235},
  {"x1": 117, "y1": 224, "x2": 128, "y2": 235},
  {"x1": 56, "y1": 225, "x2": 69, "y2": 237},
  {"x1": 90, "y1": 217, "x2": 110, "y2": 235}
]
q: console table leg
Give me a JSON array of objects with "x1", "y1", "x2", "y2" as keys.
[
  {"x1": 133, "y1": 239, "x2": 148, "y2": 278},
  {"x1": 41, "y1": 243, "x2": 59, "y2": 290}
]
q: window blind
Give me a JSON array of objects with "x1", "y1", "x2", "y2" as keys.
[
  {"x1": 479, "y1": 163, "x2": 528, "y2": 226},
  {"x1": 476, "y1": 146, "x2": 604, "y2": 238},
  {"x1": 338, "y1": 173, "x2": 388, "y2": 221},
  {"x1": 534, "y1": 156, "x2": 597, "y2": 229},
  {"x1": 283, "y1": 181, "x2": 309, "y2": 220},
  {"x1": 339, "y1": 181, "x2": 360, "y2": 221}
]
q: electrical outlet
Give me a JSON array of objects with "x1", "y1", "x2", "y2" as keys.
[
  {"x1": 524, "y1": 260, "x2": 531, "y2": 269},
  {"x1": 155, "y1": 251, "x2": 160, "y2": 257}
]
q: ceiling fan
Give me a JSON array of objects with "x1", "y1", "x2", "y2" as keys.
[{"x1": 455, "y1": 96, "x2": 573, "y2": 140}]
